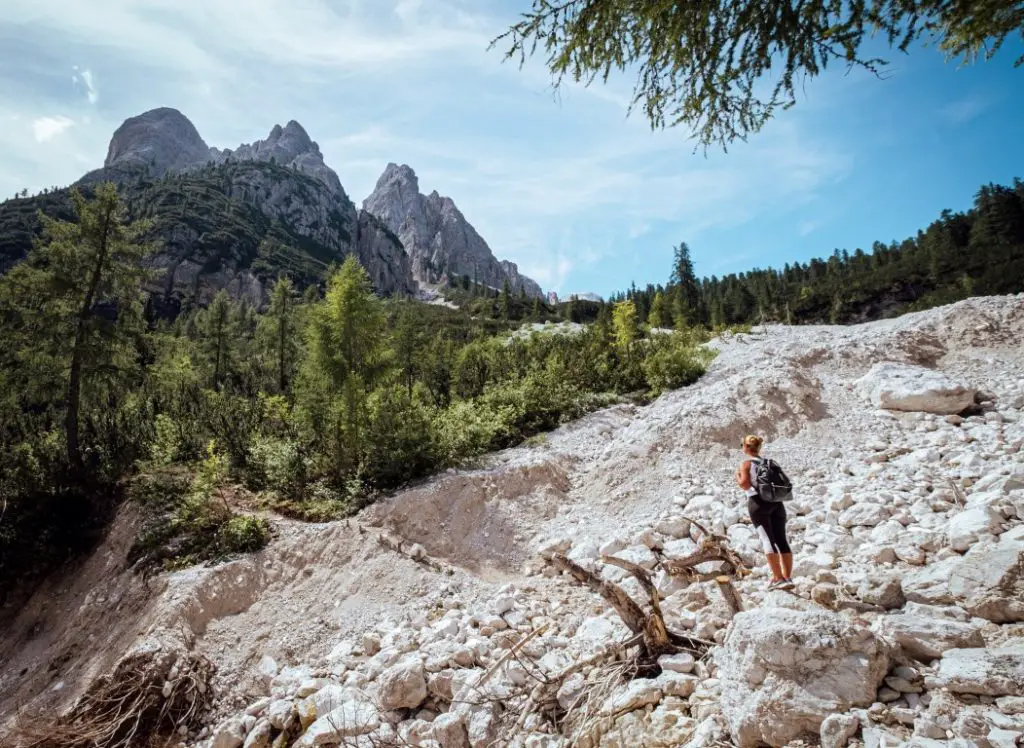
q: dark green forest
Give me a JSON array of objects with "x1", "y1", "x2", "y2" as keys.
[
  {"x1": 598, "y1": 179, "x2": 1024, "y2": 328},
  {"x1": 0, "y1": 184, "x2": 712, "y2": 600}
]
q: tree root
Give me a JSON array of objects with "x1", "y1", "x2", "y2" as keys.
[{"x1": 4, "y1": 646, "x2": 213, "y2": 748}]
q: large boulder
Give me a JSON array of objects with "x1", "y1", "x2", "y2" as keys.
[
  {"x1": 947, "y1": 505, "x2": 1004, "y2": 552},
  {"x1": 855, "y1": 363, "x2": 976, "y2": 414},
  {"x1": 948, "y1": 541, "x2": 1024, "y2": 623},
  {"x1": 377, "y1": 660, "x2": 428, "y2": 710},
  {"x1": 718, "y1": 607, "x2": 891, "y2": 747},
  {"x1": 297, "y1": 701, "x2": 379, "y2": 745},
  {"x1": 873, "y1": 614, "x2": 985, "y2": 661},
  {"x1": 903, "y1": 538, "x2": 1024, "y2": 622},
  {"x1": 929, "y1": 646, "x2": 1024, "y2": 696}
]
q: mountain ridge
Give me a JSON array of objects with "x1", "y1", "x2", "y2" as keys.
[{"x1": 2, "y1": 108, "x2": 544, "y2": 309}]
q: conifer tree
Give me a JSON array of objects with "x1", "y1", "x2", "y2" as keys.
[
  {"x1": 258, "y1": 276, "x2": 298, "y2": 394},
  {"x1": 297, "y1": 256, "x2": 389, "y2": 479},
  {"x1": 0, "y1": 182, "x2": 153, "y2": 471},
  {"x1": 196, "y1": 290, "x2": 236, "y2": 391},
  {"x1": 495, "y1": 0, "x2": 1023, "y2": 149},
  {"x1": 611, "y1": 299, "x2": 639, "y2": 355}
]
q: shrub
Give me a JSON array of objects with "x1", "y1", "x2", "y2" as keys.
[
  {"x1": 128, "y1": 442, "x2": 269, "y2": 571},
  {"x1": 149, "y1": 414, "x2": 181, "y2": 466},
  {"x1": 641, "y1": 335, "x2": 716, "y2": 395},
  {"x1": 218, "y1": 514, "x2": 269, "y2": 553},
  {"x1": 247, "y1": 436, "x2": 309, "y2": 499}
]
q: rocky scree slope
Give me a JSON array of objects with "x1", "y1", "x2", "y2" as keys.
[
  {"x1": 1, "y1": 295, "x2": 1024, "y2": 748},
  {"x1": 362, "y1": 163, "x2": 543, "y2": 299}
]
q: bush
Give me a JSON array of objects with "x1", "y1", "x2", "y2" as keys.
[
  {"x1": 128, "y1": 443, "x2": 269, "y2": 571},
  {"x1": 149, "y1": 414, "x2": 181, "y2": 466},
  {"x1": 247, "y1": 436, "x2": 309, "y2": 499},
  {"x1": 218, "y1": 514, "x2": 269, "y2": 553},
  {"x1": 641, "y1": 334, "x2": 716, "y2": 395},
  {"x1": 362, "y1": 382, "x2": 438, "y2": 487},
  {"x1": 266, "y1": 478, "x2": 349, "y2": 522}
]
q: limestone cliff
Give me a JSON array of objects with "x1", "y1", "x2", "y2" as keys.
[{"x1": 363, "y1": 163, "x2": 543, "y2": 297}]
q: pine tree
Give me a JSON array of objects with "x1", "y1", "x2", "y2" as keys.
[
  {"x1": 670, "y1": 242, "x2": 703, "y2": 327},
  {"x1": 258, "y1": 276, "x2": 297, "y2": 394},
  {"x1": 196, "y1": 290, "x2": 236, "y2": 391},
  {"x1": 496, "y1": 0, "x2": 1024, "y2": 150},
  {"x1": 393, "y1": 304, "x2": 422, "y2": 397},
  {"x1": 611, "y1": 300, "x2": 639, "y2": 356},
  {"x1": 0, "y1": 182, "x2": 153, "y2": 471},
  {"x1": 648, "y1": 290, "x2": 667, "y2": 329},
  {"x1": 500, "y1": 279, "x2": 512, "y2": 320},
  {"x1": 298, "y1": 256, "x2": 389, "y2": 479}
]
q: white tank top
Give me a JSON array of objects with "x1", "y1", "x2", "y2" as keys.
[{"x1": 746, "y1": 458, "x2": 760, "y2": 497}]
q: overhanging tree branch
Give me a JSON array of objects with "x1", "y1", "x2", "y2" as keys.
[{"x1": 491, "y1": 0, "x2": 1024, "y2": 150}]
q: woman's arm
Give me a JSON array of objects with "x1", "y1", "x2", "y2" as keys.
[{"x1": 735, "y1": 460, "x2": 752, "y2": 490}]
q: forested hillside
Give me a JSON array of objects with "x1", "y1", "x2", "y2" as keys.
[
  {"x1": 607, "y1": 179, "x2": 1024, "y2": 327},
  {"x1": 0, "y1": 159, "x2": 411, "y2": 315},
  {"x1": 0, "y1": 184, "x2": 711, "y2": 600}
]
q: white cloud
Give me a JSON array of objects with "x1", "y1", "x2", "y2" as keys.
[
  {"x1": 80, "y1": 69, "x2": 98, "y2": 104},
  {"x1": 941, "y1": 95, "x2": 989, "y2": 124},
  {"x1": 32, "y1": 115, "x2": 75, "y2": 142}
]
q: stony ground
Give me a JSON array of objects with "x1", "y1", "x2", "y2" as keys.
[{"x1": 2, "y1": 294, "x2": 1023, "y2": 748}]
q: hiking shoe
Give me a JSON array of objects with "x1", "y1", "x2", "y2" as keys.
[
  {"x1": 779, "y1": 578, "x2": 795, "y2": 590},
  {"x1": 767, "y1": 579, "x2": 788, "y2": 591}
]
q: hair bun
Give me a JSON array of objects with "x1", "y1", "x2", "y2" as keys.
[{"x1": 742, "y1": 435, "x2": 764, "y2": 450}]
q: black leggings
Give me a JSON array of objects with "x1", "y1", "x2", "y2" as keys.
[{"x1": 748, "y1": 497, "x2": 790, "y2": 554}]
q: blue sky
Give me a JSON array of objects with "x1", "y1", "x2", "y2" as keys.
[{"x1": 1, "y1": 1, "x2": 1022, "y2": 298}]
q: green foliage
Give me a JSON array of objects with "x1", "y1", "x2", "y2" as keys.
[
  {"x1": 642, "y1": 333, "x2": 717, "y2": 396},
  {"x1": 129, "y1": 443, "x2": 268, "y2": 571},
  {"x1": 494, "y1": 0, "x2": 1023, "y2": 149},
  {"x1": 1, "y1": 185, "x2": 721, "y2": 589},
  {"x1": 611, "y1": 300, "x2": 639, "y2": 354},
  {"x1": 149, "y1": 414, "x2": 181, "y2": 466}
]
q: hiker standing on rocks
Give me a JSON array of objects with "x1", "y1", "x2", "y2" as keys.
[{"x1": 735, "y1": 434, "x2": 795, "y2": 590}]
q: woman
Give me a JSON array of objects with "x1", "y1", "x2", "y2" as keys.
[{"x1": 735, "y1": 435, "x2": 794, "y2": 590}]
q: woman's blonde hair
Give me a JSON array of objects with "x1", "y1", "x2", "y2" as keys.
[{"x1": 742, "y1": 434, "x2": 764, "y2": 453}]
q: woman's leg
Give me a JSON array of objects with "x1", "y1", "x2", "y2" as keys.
[
  {"x1": 771, "y1": 504, "x2": 793, "y2": 579},
  {"x1": 750, "y1": 498, "x2": 786, "y2": 582},
  {"x1": 765, "y1": 552, "x2": 785, "y2": 581}
]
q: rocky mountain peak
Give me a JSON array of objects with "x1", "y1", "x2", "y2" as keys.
[
  {"x1": 103, "y1": 107, "x2": 211, "y2": 176},
  {"x1": 362, "y1": 164, "x2": 544, "y2": 297},
  {"x1": 216, "y1": 119, "x2": 340, "y2": 194},
  {"x1": 375, "y1": 163, "x2": 420, "y2": 193}
]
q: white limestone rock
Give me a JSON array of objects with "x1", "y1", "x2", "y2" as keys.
[
  {"x1": 298, "y1": 700, "x2": 380, "y2": 745},
  {"x1": 602, "y1": 679, "x2": 663, "y2": 715},
  {"x1": 856, "y1": 363, "x2": 977, "y2": 415},
  {"x1": 377, "y1": 660, "x2": 428, "y2": 710},
  {"x1": 874, "y1": 614, "x2": 985, "y2": 661},
  {"x1": 820, "y1": 713, "x2": 860, "y2": 748},
  {"x1": 211, "y1": 716, "x2": 248, "y2": 748},
  {"x1": 718, "y1": 607, "x2": 891, "y2": 748},
  {"x1": 930, "y1": 646, "x2": 1024, "y2": 696},
  {"x1": 839, "y1": 502, "x2": 892, "y2": 528}
]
